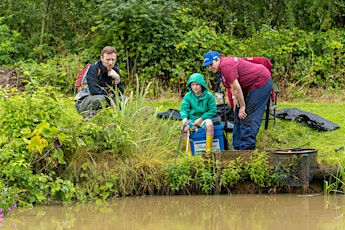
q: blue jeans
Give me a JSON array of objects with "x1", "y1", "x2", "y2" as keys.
[{"x1": 232, "y1": 77, "x2": 272, "y2": 150}]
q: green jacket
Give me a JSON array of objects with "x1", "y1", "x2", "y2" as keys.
[{"x1": 180, "y1": 73, "x2": 217, "y2": 121}]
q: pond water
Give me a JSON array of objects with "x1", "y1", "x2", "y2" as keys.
[{"x1": 1, "y1": 194, "x2": 345, "y2": 230}]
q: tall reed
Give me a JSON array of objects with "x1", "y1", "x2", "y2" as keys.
[
  {"x1": 324, "y1": 164, "x2": 345, "y2": 195},
  {"x1": 66, "y1": 76, "x2": 181, "y2": 198}
]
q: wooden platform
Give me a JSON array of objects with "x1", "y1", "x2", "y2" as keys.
[
  {"x1": 206, "y1": 150, "x2": 275, "y2": 167},
  {"x1": 208, "y1": 149, "x2": 321, "y2": 167}
]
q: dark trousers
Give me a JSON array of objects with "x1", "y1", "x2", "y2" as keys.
[{"x1": 232, "y1": 77, "x2": 272, "y2": 150}]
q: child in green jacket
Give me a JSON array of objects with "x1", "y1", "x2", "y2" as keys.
[{"x1": 180, "y1": 73, "x2": 217, "y2": 155}]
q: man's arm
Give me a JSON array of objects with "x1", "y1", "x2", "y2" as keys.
[
  {"x1": 109, "y1": 67, "x2": 124, "y2": 95},
  {"x1": 230, "y1": 79, "x2": 247, "y2": 119},
  {"x1": 87, "y1": 65, "x2": 107, "y2": 95}
]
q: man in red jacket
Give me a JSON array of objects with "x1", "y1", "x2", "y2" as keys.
[{"x1": 203, "y1": 51, "x2": 272, "y2": 150}]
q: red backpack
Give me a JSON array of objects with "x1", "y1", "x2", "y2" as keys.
[
  {"x1": 241, "y1": 57, "x2": 272, "y2": 73},
  {"x1": 75, "y1": 64, "x2": 101, "y2": 92}
]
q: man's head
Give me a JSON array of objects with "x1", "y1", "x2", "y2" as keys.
[
  {"x1": 101, "y1": 46, "x2": 117, "y2": 71},
  {"x1": 203, "y1": 51, "x2": 221, "y2": 73}
]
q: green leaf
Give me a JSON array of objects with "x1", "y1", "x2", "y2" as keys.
[
  {"x1": 76, "y1": 138, "x2": 87, "y2": 147},
  {"x1": 32, "y1": 122, "x2": 50, "y2": 136},
  {"x1": 35, "y1": 193, "x2": 46, "y2": 203},
  {"x1": 20, "y1": 127, "x2": 32, "y2": 138},
  {"x1": 99, "y1": 185, "x2": 108, "y2": 191},
  {"x1": 27, "y1": 135, "x2": 48, "y2": 154},
  {"x1": 0, "y1": 134, "x2": 8, "y2": 146},
  {"x1": 53, "y1": 149, "x2": 66, "y2": 165},
  {"x1": 100, "y1": 192, "x2": 110, "y2": 200}
]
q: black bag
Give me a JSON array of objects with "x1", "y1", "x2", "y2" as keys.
[
  {"x1": 216, "y1": 103, "x2": 234, "y2": 122},
  {"x1": 157, "y1": 108, "x2": 181, "y2": 120}
]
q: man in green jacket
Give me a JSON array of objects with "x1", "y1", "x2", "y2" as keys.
[{"x1": 180, "y1": 73, "x2": 217, "y2": 155}]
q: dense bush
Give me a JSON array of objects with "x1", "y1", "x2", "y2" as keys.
[
  {"x1": 1, "y1": 0, "x2": 345, "y2": 96},
  {"x1": 11, "y1": 26, "x2": 345, "y2": 99}
]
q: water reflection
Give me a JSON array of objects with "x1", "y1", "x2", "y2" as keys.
[{"x1": 2, "y1": 194, "x2": 345, "y2": 230}]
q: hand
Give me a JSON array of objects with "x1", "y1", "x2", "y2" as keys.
[
  {"x1": 182, "y1": 118, "x2": 188, "y2": 126},
  {"x1": 194, "y1": 118, "x2": 203, "y2": 127},
  {"x1": 238, "y1": 106, "x2": 247, "y2": 119},
  {"x1": 108, "y1": 69, "x2": 121, "y2": 84}
]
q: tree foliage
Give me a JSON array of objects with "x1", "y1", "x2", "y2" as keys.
[
  {"x1": 97, "y1": 0, "x2": 184, "y2": 81},
  {"x1": 0, "y1": 17, "x2": 22, "y2": 65},
  {"x1": 0, "y1": 0, "x2": 345, "y2": 94}
]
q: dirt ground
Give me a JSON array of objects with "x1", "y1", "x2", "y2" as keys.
[{"x1": 0, "y1": 67, "x2": 26, "y2": 91}]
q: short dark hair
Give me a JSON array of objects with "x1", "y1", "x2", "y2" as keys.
[{"x1": 101, "y1": 46, "x2": 117, "y2": 56}]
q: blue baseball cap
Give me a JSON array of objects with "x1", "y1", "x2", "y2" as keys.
[{"x1": 203, "y1": 51, "x2": 220, "y2": 67}]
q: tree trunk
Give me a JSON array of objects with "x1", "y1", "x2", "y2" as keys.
[{"x1": 40, "y1": 0, "x2": 50, "y2": 62}]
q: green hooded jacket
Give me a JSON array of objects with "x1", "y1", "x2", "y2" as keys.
[{"x1": 180, "y1": 73, "x2": 217, "y2": 121}]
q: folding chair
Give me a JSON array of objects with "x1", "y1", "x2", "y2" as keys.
[{"x1": 264, "y1": 81, "x2": 280, "y2": 129}]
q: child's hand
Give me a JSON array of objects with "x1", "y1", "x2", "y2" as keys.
[
  {"x1": 194, "y1": 118, "x2": 203, "y2": 127},
  {"x1": 182, "y1": 118, "x2": 188, "y2": 126}
]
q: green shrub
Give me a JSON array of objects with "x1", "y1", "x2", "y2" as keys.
[
  {"x1": 220, "y1": 158, "x2": 244, "y2": 191},
  {"x1": 0, "y1": 18, "x2": 22, "y2": 65},
  {"x1": 164, "y1": 157, "x2": 193, "y2": 194},
  {"x1": 245, "y1": 150, "x2": 276, "y2": 188},
  {"x1": 16, "y1": 55, "x2": 83, "y2": 95}
]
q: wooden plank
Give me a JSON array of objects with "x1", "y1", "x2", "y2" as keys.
[
  {"x1": 210, "y1": 149, "x2": 319, "y2": 167},
  {"x1": 209, "y1": 150, "x2": 275, "y2": 167}
]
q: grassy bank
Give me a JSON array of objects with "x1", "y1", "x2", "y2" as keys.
[{"x1": 1, "y1": 84, "x2": 345, "y2": 216}]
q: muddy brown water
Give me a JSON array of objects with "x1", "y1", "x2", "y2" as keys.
[{"x1": 1, "y1": 194, "x2": 345, "y2": 230}]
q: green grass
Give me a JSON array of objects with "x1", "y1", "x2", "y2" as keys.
[
  {"x1": 149, "y1": 97, "x2": 345, "y2": 166},
  {"x1": 267, "y1": 102, "x2": 345, "y2": 165}
]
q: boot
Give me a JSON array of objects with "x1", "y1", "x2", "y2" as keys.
[
  {"x1": 182, "y1": 139, "x2": 192, "y2": 156},
  {"x1": 205, "y1": 135, "x2": 213, "y2": 154}
]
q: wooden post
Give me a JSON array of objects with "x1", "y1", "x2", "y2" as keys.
[
  {"x1": 299, "y1": 154, "x2": 310, "y2": 194},
  {"x1": 213, "y1": 151, "x2": 222, "y2": 195}
]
